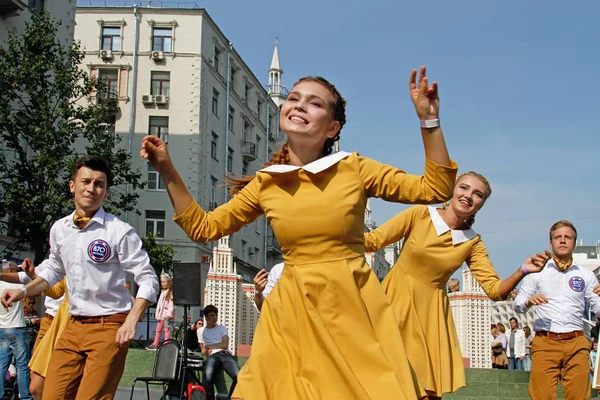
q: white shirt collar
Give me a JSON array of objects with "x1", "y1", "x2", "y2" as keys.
[
  {"x1": 260, "y1": 151, "x2": 351, "y2": 174},
  {"x1": 428, "y1": 206, "x2": 478, "y2": 245}
]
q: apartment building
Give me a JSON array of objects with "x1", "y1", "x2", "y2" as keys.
[{"x1": 74, "y1": 3, "x2": 286, "y2": 282}]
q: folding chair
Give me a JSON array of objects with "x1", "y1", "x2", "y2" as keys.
[{"x1": 129, "y1": 339, "x2": 182, "y2": 400}]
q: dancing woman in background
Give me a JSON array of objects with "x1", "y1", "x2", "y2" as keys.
[
  {"x1": 364, "y1": 172, "x2": 550, "y2": 399},
  {"x1": 142, "y1": 66, "x2": 457, "y2": 399}
]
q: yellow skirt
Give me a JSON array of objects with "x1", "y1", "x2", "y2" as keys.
[
  {"x1": 29, "y1": 297, "x2": 70, "y2": 377},
  {"x1": 382, "y1": 266, "x2": 466, "y2": 397},
  {"x1": 233, "y1": 257, "x2": 423, "y2": 399}
]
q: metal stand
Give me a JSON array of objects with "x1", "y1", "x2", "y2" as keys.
[{"x1": 178, "y1": 305, "x2": 200, "y2": 399}]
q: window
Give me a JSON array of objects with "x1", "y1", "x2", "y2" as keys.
[
  {"x1": 256, "y1": 136, "x2": 261, "y2": 159},
  {"x1": 212, "y1": 89, "x2": 219, "y2": 116},
  {"x1": 98, "y1": 69, "x2": 118, "y2": 99},
  {"x1": 150, "y1": 71, "x2": 170, "y2": 97},
  {"x1": 257, "y1": 98, "x2": 263, "y2": 118},
  {"x1": 227, "y1": 147, "x2": 233, "y2": 172},
  {"x1": 145, "y1": 210, "x2": 165, "y2": 238},
  {"x1": 147, "y1": 163, "x2": 165, "y2": 191},
  {"x1": 213, "y1": 47, "x2": 220, "y2": 71},
  {"x1": 211, "y1": 177, "x2": 217, "y2": 205},
  {"x1": 244, "y1": 84, "x2": 250, "y2": 103},
  {"x1": 211, "y1": 132, "x2": 218, "y2": 160},
  {"x1": 241, "y1": 240, "x2": 247, "y2": 258},
  {"x1": 230, "y1": 68, "x2": 236, "y2": 92},
  {"x1": 152, "y1": 28, "x2": 173, "y2": 52},
  {"x1": 242, "y1": 161, "x2": 248, "y2": 177},
  {"x1": 228, "y1": 107, "x2": 234, "y2": 132},
  {"x1": 101, "y1": 27, "x2": 121, "y2": 51},
  {"x1": 243, "y1": 120, "x2": 251, "y2": 141},
  {"x1": 28, "y1": 0, "x2": 44, "y2": 10},
  {"x1": 149, "y1": 116, "x2": 168, "y2": 141}
]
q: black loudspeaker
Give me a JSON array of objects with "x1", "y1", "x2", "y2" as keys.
[{"x1": 173, "y1": 263, "x2": 203, "y2": 306}]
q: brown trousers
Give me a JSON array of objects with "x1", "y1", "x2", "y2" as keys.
[
  {"x1": 42, "y1": 318, "x2": 129, "y2": 400},
  {"x1": 529, "y1": 334, "x2": 591, "y2": 400},
  {"x1": 32, "y1": 314, "x2": 53, "y2": 353}
]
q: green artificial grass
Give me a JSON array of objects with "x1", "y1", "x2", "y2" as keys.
[{"x1": 120, "y1": 347, "x2": 248, "y2": 389}]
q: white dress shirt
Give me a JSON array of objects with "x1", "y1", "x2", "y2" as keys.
[
  {"x1": 38, "y1": 207, "x2": 159, "y2": 316},
  {"x1": 514, "y1": 261, "x2": 600, "y2": 333},
  {"x1": 263, "y1": 262, "x2": 284, "y2": 298},
  {"x1": 19, "y1": 260, "x2": 63, "y2": 317}
]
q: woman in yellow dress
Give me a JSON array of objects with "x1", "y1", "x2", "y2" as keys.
[
  {"x1": 141, "y1": 67, "x2": 458, "y2": 399},
  {"x1": 28, "y1": 279, "x2": 69, "y2": 400},
  {"x1": 364, "y1": 171, "x2": 551, "y2": 399}
]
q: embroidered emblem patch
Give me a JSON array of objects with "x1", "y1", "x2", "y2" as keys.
[
  {"x1": 87, "y1": 239, "x2": 111, "y2": 263},
  {"x1": 568, "y1": 276, "x2": 585, "y2": 292}
]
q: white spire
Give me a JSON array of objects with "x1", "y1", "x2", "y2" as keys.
[
  {"x1": 268, "y1": 37, "x2": 285, "y2": 98},
  {"x1": 269, "y1": 36, "x2": 282, "y2": 72}
]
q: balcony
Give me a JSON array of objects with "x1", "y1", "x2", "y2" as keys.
[
  {"x1": 241, "y1": 141, "x2": 257, "y2": 162},
  {"x1": 0, "y1": 0, "x2": 26, "y2": 17}
]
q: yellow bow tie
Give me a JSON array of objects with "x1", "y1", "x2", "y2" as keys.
[
  {"x1": 552, "y1": 255, "x2": 572, "y2": 272},
  {"x1": 73, "y1": 214, "x2": 91, "y2": 230}
]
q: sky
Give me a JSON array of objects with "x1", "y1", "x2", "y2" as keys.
[{"x1": 199, "y1": 0, "x2": 600, "y2": 280}]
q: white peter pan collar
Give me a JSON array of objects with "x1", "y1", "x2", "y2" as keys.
[
  {"x1": 260, "y1": 151, "x2": 351, "y2": 174},
  {"x1": 428, "y1": 206, "x2": 478, "y2": 245}
]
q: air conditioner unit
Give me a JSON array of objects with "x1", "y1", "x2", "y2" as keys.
[
  {"x1": 141, "y1": 94, "x2": 154, "y2": 104},
  {"x1": 154, "y1": 95, "x2": 168, "y2": 105},
  {"x1": 209, "y1": 202, "x2": 218, "y2": 211},
  {"x1": 151, "y1": 51, "x2": 164, "y2": 61},
  {"x1": 100, "y1": 50, "x2": 113, "y2": 60}
]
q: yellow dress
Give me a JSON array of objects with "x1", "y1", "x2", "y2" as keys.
[
  {"x1": 174, "y1": 152, "x2": 458, "y2": 400},
  {"x1": 364, "y1": 205, "x2": 503, "y2": 397},
  {"x1": 29, "y1": 279, "x2": 69, "y2": 377}
]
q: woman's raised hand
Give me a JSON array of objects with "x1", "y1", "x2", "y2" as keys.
[
  {"x1": 409, "y1": 65, "x2": 440, "y2": 120},
  {"x1": 140, "y1": 135, "x2": 172, "y2": 173}
]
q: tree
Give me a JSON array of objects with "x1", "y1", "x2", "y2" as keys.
[
  {"x1": 141, "y1": 232, "x2": 176, "y2": 278},
  {"x1": 0, "y1": 11, "x2": 143, "y2": 264}
]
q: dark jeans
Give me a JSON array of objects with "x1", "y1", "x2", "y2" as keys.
[
  {"x1": 508, "y1": 355, "x2": 524, "y2": 371},
  {"x1": 0, "y1": 327, "x2": 32, "y2": 400},
  {"x1": 203, "y1": 351, "x2": 239, "y2": 400}
]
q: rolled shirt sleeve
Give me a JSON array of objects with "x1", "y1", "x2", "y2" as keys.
[
  {"x1": 37, "y1": 225, "x2": 67, "y2": 288},
  {"x1": 513, "y1": 275, "x2": 536, "y2": 313},
  {"x1": 118, "y1": 227, "x2": 159, "y2": 304}
]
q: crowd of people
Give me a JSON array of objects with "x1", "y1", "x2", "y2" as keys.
[{"x1": 0, "y1": 66, "x2": 598, "y2": 400}]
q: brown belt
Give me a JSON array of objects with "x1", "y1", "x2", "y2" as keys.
[
  {"x1": 71, "y1": 313, "x2": 128, "y2": 324},
  {"x1": 535, "y1": 330, "x2": 584, "y2": 340}
]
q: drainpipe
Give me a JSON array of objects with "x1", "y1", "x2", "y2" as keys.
[
  {"x1": 126, "y1": 4, "x2": 141, "y2": 223},
  {"x1": 224, "y1": 42, "x2": 232, "y2": 204},
  {"x1": 263, "y1": 105, "x2": 270, "y2": 269}
]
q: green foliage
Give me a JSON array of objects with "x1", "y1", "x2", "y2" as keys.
[
  {"x1": 141, "y1": 232, "x2": 176, "y2": 278},
  {"x1": 0, "y1": 11, "x2": 143, "y2": 263}
]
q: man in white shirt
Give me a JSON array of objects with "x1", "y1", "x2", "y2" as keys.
[
  {"x1": 514, "y1": 220, "x2": 600, "y2": 400},
  {"x1": 253, "y1": 262, "x2": 284, "y2": 312},
  {"x1": 0, "y1": 261, "x2": 32, "y2": 400},
  {"x1": 1, "y1": 155, "x2": 159, "y2": 399},
  {"x1": 506, "y1": 317, "x2": 526, "y2": 371},
  {"x1": 201, "y1": 304, "x2": 239, "y2": 400}
]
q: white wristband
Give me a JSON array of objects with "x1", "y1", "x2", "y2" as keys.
[
  {"x1": 21, "y1": 287, "x2": 27, "y2": 298},
  {"x1": 520, "y1": 263, "x2": 529, "y2": 275},
  {"x1": 420, "y1": 118, "x2": 440, "y2": 129}
]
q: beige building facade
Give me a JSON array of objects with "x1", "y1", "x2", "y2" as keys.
[{"x1": 74, "y1": 4, "x2": 286, "y2": 283}]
